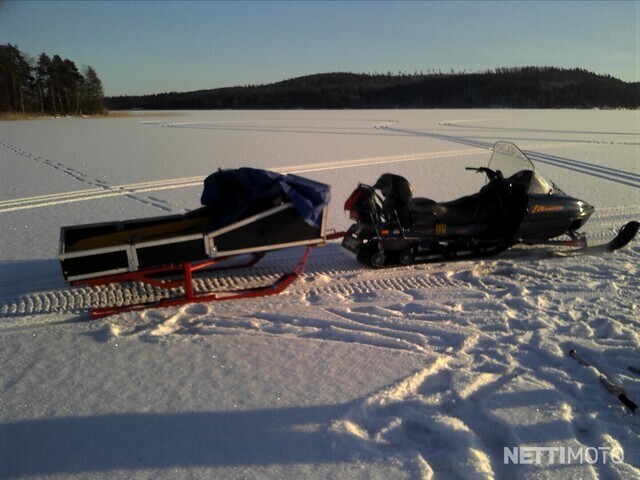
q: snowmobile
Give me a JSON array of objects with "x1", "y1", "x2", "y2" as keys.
[{"x1": 342, "y1": 141, "x2": 638, "y2": 267}]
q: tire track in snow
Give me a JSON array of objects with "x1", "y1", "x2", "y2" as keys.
[
  {"x1": 273, "y1": 147, "x2": 482, "y2": 174},
  {"x1": 5, "y1": 117, "x2": 637, "y2": 213}
]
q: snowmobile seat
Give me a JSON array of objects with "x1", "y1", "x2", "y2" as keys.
[
  {"x1": 407, "y1": 198, "x2": 438, "y2": 226},
  {"x1": 409, "y1": 196, "x2": 479, "y2": 225},
  {"x1": 432, "y1": 196, "x2": 481, "y2": 224},
  {"x1": 373, "y1": 173, "x2": 498, "y2": 227},
  {"x1": 408, "y1": 197, "x2": 437, "y2": 213}
]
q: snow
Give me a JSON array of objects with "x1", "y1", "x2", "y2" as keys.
[{"x1": 1, "y1": 109, "x2": 639, "y2": 479}]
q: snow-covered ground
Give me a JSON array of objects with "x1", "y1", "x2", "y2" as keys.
[{"x1": 1, "y1": 110, "x2": 638, "y2": 480}]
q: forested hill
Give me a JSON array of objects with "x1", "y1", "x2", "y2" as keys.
[{"x1": 106, "y1": 67, "x2": 638, "y2": 110}]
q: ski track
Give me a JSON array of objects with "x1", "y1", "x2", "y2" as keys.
[
  {"x1": 4, "y1": 117, "x2": 637, "y2": 213},
  {"x1": 0, "y1": 140, "x2": 483, "y2": 213},
  {"x1": 2, "y1": 117, "x2": 639, "y2": 480},
  {"x1": 0, "y1": 138, "x2": 177, "y2": 213},
  {"x1": 440, "y1": 120, "x2": 640, "y2": 146}
]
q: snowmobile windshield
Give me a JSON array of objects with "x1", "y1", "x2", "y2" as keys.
[
  {"x1": 488, "y1": 142, "x2": 554, "y2": 194},
  {"x1": 528, "y1": 171, "x2": 557, "y2": 194},
  {"x1": 488, "y1": 142, "x2": 534, "y2": 178}
]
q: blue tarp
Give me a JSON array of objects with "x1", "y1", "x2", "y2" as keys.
[{"x1": 201, "y1": 168, "x2": 330, "y2": 228}]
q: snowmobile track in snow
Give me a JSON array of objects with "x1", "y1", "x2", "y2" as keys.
[
  {"x1": 0, "y1": 245, "x2": 468, "y2": 320},
  {"x1": 0, "y1": 205, "x2": 637, "y2": 322}
]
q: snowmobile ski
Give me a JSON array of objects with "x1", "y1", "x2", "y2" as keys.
[
  {"x1": 568, "y1": 349, "x2": 637, "y2": 414},
  {"x1": 539, "y1": 221, "x2": 639, "y2": 262},
  {"x1": 604, "y1": 220, "x2": 639, "y2": 251},
  {"x1": 563, "y1": 221, "x2": 639, "y2": 256}
]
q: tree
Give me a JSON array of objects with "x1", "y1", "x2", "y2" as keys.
[
  {"x1": 0, "y1": 44, "x2": 107, "y2": 116},
  {"x1": 35, "y1": 53, "x2": 52, "y2": 113},
  {"x1": 49, "y1": 56, "x2": 83, "y2": 115},
  {"x1": 62, "y1": 58, "x2": 83, "y2": 114},
  {"x1": 0, "y1": 44, "x2": 32, "y2": 113},
  {"x1": 81, "y1": 65, "x2": 105, "y2": 114}
]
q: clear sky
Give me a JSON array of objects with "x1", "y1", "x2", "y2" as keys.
[{"x1": 1, "y1": 0, "x2": 637, "y2": 96}]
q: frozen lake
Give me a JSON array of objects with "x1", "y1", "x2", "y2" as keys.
[
  {"x1": 1, "y1": 110, "x2": 639, "y2": 480},
  {"x1": 1, "y1": 109, "x2": 638, "y2": 261}
]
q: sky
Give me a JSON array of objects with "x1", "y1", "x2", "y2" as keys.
[{"x1": 1, "y1": 0, "x2": 637, "y2": 97}]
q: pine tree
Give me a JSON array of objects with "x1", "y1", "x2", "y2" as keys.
[
  {"x1": 82, "y1": 65, "x2": 105, "y2": 114},
  {"x1": 35, "y1": 53, "x2": 52, "y2": 113},
  {"x1": 0, "y1": 44, "x2": 32, "y2": 113}
]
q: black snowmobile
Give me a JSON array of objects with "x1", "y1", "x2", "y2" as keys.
[{"x1": 342, "y1": 141, "x2": 638, "y2": 267}]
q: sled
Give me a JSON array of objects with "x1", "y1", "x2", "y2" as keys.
[{"x1": 59, "y1": 168, "x2": 333, "y2": 317}]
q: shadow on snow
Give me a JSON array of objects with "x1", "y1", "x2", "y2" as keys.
[{"x1": 0, "y1": 404, "x2": 351, "y2": 478}]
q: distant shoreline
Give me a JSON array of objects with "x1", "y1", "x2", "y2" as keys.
[
  {"x1": 0, "y1": 111, "x2": 185, "y2": 121},
  {"x1": 105, "y1": 68, "x2": 639, "y2": 111},
  {"x1": 3, "y1": 107, "x2": 636, "y2": 121}
]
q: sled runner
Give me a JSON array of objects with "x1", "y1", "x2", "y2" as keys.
[{"x1": 59, "y1": 168, "x2": 332, "y2": 317}]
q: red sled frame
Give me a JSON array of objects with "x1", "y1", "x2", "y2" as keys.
[{"x1": 75, "y1": 246, "x2": 313, "y2": 319}]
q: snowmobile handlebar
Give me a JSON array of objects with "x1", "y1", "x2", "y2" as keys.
[{"x1": 465, "y1": 167, "x2": 503, "y2": 182}]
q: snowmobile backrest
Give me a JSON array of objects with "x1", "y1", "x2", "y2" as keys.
[
  {"x1": 344, "y1": 185, "x2": 380, "y2": 222},
  {"x1": 344, "y1": 185, "x2": 369, "y2": 212},
  {"x1": 373, "y1": 174, "x2": 413, "y2": 203}
]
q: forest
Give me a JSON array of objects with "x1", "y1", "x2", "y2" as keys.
[
  {"x1": 2, "y1": 46, "x2": 636, "y2": 116},
  {"x1": 107, "y1": 67, "x2": 638, "y2": 110},
  {"x1": 0, "y1": 44, "x2": 105, "y2": 116}
]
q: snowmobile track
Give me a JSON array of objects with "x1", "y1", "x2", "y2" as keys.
[
  {"x1": 0, "y1": 203, "x2": 637, "y2": 321},
  {"x1": 0, "y1": 249, "x2": 468, "y2": 319}
]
